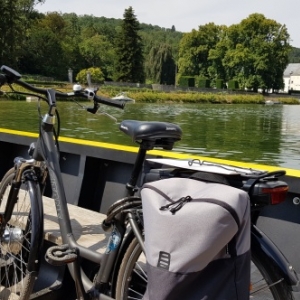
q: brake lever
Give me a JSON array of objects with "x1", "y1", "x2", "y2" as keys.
[{"x1": 86, "y1": 102, "x2": 100, "y2": 114}]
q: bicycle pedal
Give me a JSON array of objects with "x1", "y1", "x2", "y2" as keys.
[{"x1": 45, "y1": 244, "x2": 78, "y2": 266}]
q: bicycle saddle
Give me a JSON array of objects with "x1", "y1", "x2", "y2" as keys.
[{"x1": 119, "y1": 120, "x2": 182, "y2": 150}]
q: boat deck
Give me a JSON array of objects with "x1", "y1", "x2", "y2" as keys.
[{"x1": 43, "y1": 196, "x2": 109, "y2": 253}]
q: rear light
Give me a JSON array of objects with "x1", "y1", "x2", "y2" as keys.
[
  {"x1": 261, "y1": 186, "x2": 289, "y2": 205},
  {"x1": 250, "y1": 180, "x2": 288, "y2": 206}
]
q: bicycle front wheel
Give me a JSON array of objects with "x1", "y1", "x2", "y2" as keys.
[
  {"x1": 115, "y1": 237, "x2": 294, "y2": 300},
  {"x1": 0, "y1": 168, "x2": 44, "y2": 300}
]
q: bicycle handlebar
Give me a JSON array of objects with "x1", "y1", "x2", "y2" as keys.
[{"x1": 0, "y1": 65, "x2": 125, "y2": 110}]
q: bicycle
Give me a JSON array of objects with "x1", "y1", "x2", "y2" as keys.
[{"x1": 0, "y1": 65, "x2": 300, "y2": 300}]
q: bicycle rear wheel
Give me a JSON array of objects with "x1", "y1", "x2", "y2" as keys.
[
  {"x1": 0, "y1": 168, "x2": 44, "y2": 300},
  {"x1": 115, "y1": 237, "x2": 294, "y2": 300},
  {"x1": 251, "y1": 251, "x2": 294, "y2": 299}
]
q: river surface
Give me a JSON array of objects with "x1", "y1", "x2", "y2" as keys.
[{"x1": 1, "y1": 100, "x2": 300, "y2": 169}]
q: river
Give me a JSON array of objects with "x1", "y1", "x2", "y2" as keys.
[{"x1": 0, "y1": 100, "x2": 300, "y2": 169}]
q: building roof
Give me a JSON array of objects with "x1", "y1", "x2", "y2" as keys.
[{"x1": 284, "y1": 63, "x2": 300, "y2": 77}]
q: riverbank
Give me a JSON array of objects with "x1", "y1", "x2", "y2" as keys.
[
  {"x1": 98, "y1": 85, "x2": 300, "y2": 104},
  {"x1": 1, "y1": 84, "x2": 299, "y2": 104},
  {"x1": 104, "y1": 90, "x2": 299, "y2": 104}
]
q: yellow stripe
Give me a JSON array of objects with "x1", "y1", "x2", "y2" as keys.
[
  {"x1": 1, "y1": 128, "x2": 300, "y2": 177},
  {"x1": 0, "y1": 128, "x2": 38, "y2": 138}
]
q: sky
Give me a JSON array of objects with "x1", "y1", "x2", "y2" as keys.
[{"x1": 37, "y1": 0, "x2": 300, "y2": 48}]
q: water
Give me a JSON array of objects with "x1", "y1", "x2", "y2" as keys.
[{"x1": 1, "y1": 100, "x2": 300, "y2": 169}]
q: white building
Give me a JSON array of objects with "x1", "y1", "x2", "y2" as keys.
[{"x1": 283, "y1": 63, "x2": 300, "y2": 93}]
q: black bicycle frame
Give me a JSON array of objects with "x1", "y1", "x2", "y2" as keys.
[{"x1": 36, "y1": 101, "x2": 127, "y2": 296}]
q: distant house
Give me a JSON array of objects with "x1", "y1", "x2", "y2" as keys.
[{"x1": 283, "y1": 63, "x2": 300, "y2": 92}]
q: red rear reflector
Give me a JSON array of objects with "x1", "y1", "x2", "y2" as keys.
[{"x1": 261, "y1": 186, "x2": 289, "y2": 205}]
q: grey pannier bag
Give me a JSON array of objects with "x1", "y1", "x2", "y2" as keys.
[{"x1": 141, "y1": 177, "x2": 250, "y2": 300}]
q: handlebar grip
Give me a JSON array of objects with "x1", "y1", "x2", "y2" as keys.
[
  {"x1": 0, "y1": 65, "x2": 22, "y2": 84},
  {"x1": 94, "y1": 94, "x2": 125, "y2": 109}
]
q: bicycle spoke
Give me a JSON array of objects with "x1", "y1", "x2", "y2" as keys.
[
  {"x1": 133, "y1": 263, "x2": 147, "y2": 283},
  {"x1": 128, "y1": 288, "x2": 144, "y2": 297},
  {"x1": 0, "y1": 169, "x2": 42, "y2": 299}
]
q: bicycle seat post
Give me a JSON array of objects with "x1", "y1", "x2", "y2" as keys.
[
  {"x1": 125, "y1": 141, "x2": 151, "y2": 197},
  {"x1": 119, "y1": 120, "x2": 182, "y2": 197}
]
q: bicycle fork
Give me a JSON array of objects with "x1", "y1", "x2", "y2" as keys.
[{"x1": 0, "y1": 158, "x2": 46, "y2": 235}]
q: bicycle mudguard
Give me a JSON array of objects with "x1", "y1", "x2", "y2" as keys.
[
  {"x1": 251, "y1": 224, "x2": 300, "y2": 293},
  {"x1": 27, "y1": 179, "x2": 44, "y2": 272}
]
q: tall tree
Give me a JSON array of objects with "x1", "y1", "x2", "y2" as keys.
[
  {"x1": 60, "y1": 13, "x2": 86, "y2": 76},
  {"x1": 146, "y1": 44, "x2": 176, "y2": 84},
  {"x1": 207, "y1": 25, "x2": 228, "y2": 85},
  {"x1": 114, "y1": 6, "x2": 145, "y2": 83},
  {"x1": 222, "y1": 14, "x2": 291, "y2": 92},
  {"x1": 79, "y1": 34, "x2": 115, "y2": 79},
  {"x1": 38, "y1": 12, "x2": 67, "y2": 39},
  {"x1": 0, "y1": 0, "x2": 44, "y2": 67},
  {"x1": 177, "y1": 23, "x2": 222, "y2": 78},
  {"x1": 20, "y1": 25, "x2": 67, "y2": 78}
]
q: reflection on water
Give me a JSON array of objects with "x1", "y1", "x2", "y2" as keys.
[{"x1": 1, "y1": 100, "x2": 300, "y2": 169}]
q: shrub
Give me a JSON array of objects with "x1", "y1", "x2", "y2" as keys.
[
  {"x1": 197, "y1": 77, "x2": 210, "y2": 88},
  {"x1": 216, "y1": 79, "x2": 224, "y2": 89},
  {"x1": 178, "y1": 76, "x2": 195, "y2": 87},
  {"x1": 228, "y1": 80, "x2": 239, "y2": 90},
  {"x1": 76, "y1": 67, "x2": 105, "y2": 85}
]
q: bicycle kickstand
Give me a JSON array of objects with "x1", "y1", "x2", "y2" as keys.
[{"x1": 45, "y1": 244, "x2": 88, "y2": 300}]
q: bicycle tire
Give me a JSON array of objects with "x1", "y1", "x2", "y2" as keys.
[
  {"x1": 0, "y1": 168, "x2": 44, "y2": 300},
  {"x1": 115, "y1": 236, "x2": 294, "y2": 300},
  {"x1": 251, "y1": 250, "x2": 294, "y2": 300},
  {"x1": 115, "y1": 236, "x2": 146, "y2": 300}
]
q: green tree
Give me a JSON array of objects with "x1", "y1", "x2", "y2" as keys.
[
  {"x1": 38, "y1": 12, "x2": 67, "y2": 39},
  {"x1": 114, "y1": 6, "x2": 145, "y2": 83},
  {"x1": 20, "y1": 25, "x2": 67, "y2": 77},
  {"x1": 207, "y1": 25, "x2": 228, "y2": 86},
  {"x1": 223, "y1": 14, "x2": 291, "y2": 92},
  {"x1": 146, "y1": 44, "x2": 176, "y2": 84},
  {"x1": 79, "y1": 34, "x2": 115, "y2": 79},
  {"x1": 0, "y1": 0, "x2": 18, "y2": 66},
  {"x1": 60, "y1": 13, "x2": 86, "y2": 77},
  {"x1": 289, "y1": 47, "x2": 300, "y2": 63},
  {"x1": 17, "y1": 11, "x2": 181, "y2": 80},
  {"x1": 178, "y1": 23, "x2": 222, "y2": 78},
  {"x1": 0, "y1": 0, "x2": 42, "y2": 67}
]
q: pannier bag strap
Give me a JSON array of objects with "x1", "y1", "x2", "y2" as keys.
[
  {"x1": 142, "y1": 184, "x2": 241, "y2": 228},
  {"x1": 142, "y1": 184, "x2": 173, "y2": 202},
  {"x1": 143, "y1": 184, "x2": 193, "y2": 214},
  {"x1": 160, "y1": 196, "x2": 192, "y2": 214}
]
